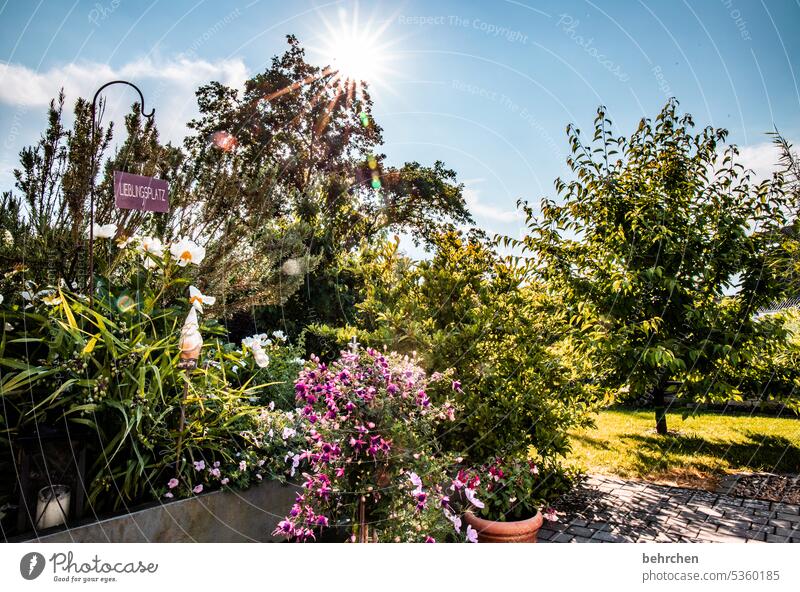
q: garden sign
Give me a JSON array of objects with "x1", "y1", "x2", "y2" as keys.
[{"x1": 113, "y1": 171, "x2": 169, "y2": 213}]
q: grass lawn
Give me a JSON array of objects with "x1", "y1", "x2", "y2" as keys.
[{"x1": 566, "y1": 408, "x2": 800, "y2": 490}]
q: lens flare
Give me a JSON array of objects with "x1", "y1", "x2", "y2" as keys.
[{"x1": 309, "y1": 6, "x2": 399, "y2": 95}]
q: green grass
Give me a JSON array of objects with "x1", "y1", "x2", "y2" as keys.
[{"x1": 566, "y1": 409, "x2": 800, "y2": 490}]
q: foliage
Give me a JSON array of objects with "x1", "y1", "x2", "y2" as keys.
[
  {"x1": 513, "y1": 99, "x2": 795, "y2": 431},
  {"x1": 0, "y1": 232, "x2": 298, "y2": 514},
  {"x1": 273, "y1": 348, "x2": 463, "y2": 542},
  {"x1": 310, "y1": 232, "x2": 604, "y2": 465},
  {"x1": 1, "y1": 37, "x2": 472, "y2": 328}
]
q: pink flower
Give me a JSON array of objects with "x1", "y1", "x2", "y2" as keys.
[
  {"x1": 167, "y1": 478, "x2": 179, "y2": 489},
  {"x1": 164, "y1": 492, "x2": 173, "y2": 499},
  {"x1": 408, "y1": 472, "x2": 423, "y2": 491},
  {"x1": 239, "y1": 460, "x2": 247, "y2": 471},
  {"x1": 210, "y1": 468, "x2": 221, "y2": 478},
  {"x1": 543, "y1": 507, "x2": 558, "y2": 522},
  {"x1": 193, "y1": 484, "x2": 203, "y2": 494},
  {"x1": 466, "y1": 524, "x2": 478, "y2": 543},
  {"x1": 221, "y1": 478, "x2": 230, "y2": 485},
  {"x1": 465, "y1": 488, "x2": 484, "y2": 509},
  {"x1": 444, "y1": 509, "x2": 461, "y2": 533},
  {"x1": 424, "y1": 536, "x2": 436, "y2": 543},
  {"x1": 193, "y1": 460, "x2": 205, "y2": 471}
]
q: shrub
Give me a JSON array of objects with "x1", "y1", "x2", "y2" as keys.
[
  {"x1": 273, "y1": 348, "x2": 462, "y2": 542},
  {"x1": 0, "y1": 231, "x2": 299, "y2": 515}
]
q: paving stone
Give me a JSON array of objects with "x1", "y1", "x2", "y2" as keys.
[
  {"x1": 771, "y1": 503, "x2": 800, "y2": 515},
  {"x1": 774, "y1": 527, "x2": 799, "y2": 538},
  {"x1": 542, "y1": 475, "x2": 800, "y2": 545},
  {"x1": 567, "y1": 526, "x2": 595, "y2": 538}
]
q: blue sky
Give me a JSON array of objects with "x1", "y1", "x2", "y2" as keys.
[{"x1": 1, "y1": 0, "x2": 799, "y2": 251}]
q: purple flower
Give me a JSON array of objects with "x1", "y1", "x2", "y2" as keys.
[
  {"x1": 167, "y1": 478, "x2": 179, "y2": 489},
  {"x1": 466, "y1": 524, "x2": 478, "y2": 543},
  {"x1": 209, "y1": 468, "x2": 221, "y2": 478},
  {"x1": 193, "y1": 460, "x2": 205, "y2": 471},
  {"x1": 452, "y1": 380, "x2": 462, "y2": 393},
  {"x1": 424, "y1": 536, "x2": 436, "y2": 543},
  {"x1": 193, "y1": 484, "x2": 203, "y2": 494},
  {"x1": 408, "y1": 472, "x2": 423, "y2": 491}
]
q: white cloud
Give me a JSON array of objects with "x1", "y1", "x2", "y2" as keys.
[
  {"x1": 463, "y1": 179, "x2": 522, "y2": 223},
  {"x1": 0, "y1": 56, "x2": 248, "y2": 144},
  {"x1": 734, "y1": 141, "x2": 787, "y2": 181}
]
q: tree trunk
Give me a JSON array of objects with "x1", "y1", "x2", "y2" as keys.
[{"x1": 653, "y1": 379, "x2": 668, "y2": 435}]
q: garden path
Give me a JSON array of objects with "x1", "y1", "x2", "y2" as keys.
[{"x1": 538, "y1": 475, "x2": 800, "y2": 543}]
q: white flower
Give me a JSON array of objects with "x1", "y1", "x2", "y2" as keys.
[
  {"x1": 252, "y1": 345, "x2": 270, "y2": 368},
  {"x1": 292, "y1": 357, "x2": 305, "y2": 366},
  {"x1": 466, "y1": 524, "x2": 478, "y2": 543},
  {"x1": 89, "y1": 223, "x2": 117, "y2": 239},
  {"x1": 4, "y1": 322, "x2": 13, "y2": 331},
  {"x1": 268, "y1": 401, "x2": 275, "y2": 411},
  {"x1": 140, "y1": 236, "x2": 164, "y2": 257},
  {"x1": 282, "y1": 427, "x2": 296, "y2": 440},
  {"x1": 116, "y1": 234, "x2": 138, "y2": 248},
  {"x1": 1, "y1": 229, "x2": 12, "y2": 247},
  {"x1": 0, "y1": 294, "x2": 3, "y2": 305},
  {"x1": 188, "y1": 285, "x2": 216, "y2": 313},
  {"x1": 21, "y1": 291, "x2": 32, "y2": 301},
  {"x1": 42, "y1": 293, "x2": 62, "y2": 306},
  {"x1": 170, "y1": 237, "x2": 206, "y2": 266},
  {"x1": 272, "y1": 330, "x2": 286, "y2": 341},
  {"x1": 465, "y1": 488, "x2": 484, "y2": 509}
]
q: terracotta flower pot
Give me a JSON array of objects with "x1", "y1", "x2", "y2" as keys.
[{"x1": 464, "y1": 510, "x2": 544, "y2": 543}]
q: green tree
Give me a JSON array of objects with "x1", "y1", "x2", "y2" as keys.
[
  {"x1": 517, "y1": 100, "x2": 792, "y2": 433},
  {"x1": 311, "y1": 231, "x2": 602, "y2": 467},
  {"x1": 173, "y1": 35, "x2": 473, "y2": 324}
]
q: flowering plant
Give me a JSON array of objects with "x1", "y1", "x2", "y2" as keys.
[
  {"x1": 0, "y1": 230, "x2": 300, "y2": 513},
  {"x1": 273, "y1": 348, "x2": 462, "y2": 542},
  {"x1": 446, "y1": 456, "x2": 574, "y2": 525}
]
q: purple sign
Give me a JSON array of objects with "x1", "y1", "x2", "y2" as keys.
[{"x1": 114, "y1": 171, "x2": 169, "y2": 212}]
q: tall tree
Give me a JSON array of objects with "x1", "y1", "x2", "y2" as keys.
[
  {"x1": 171, "y1": 35, "x2": 473, "y2": 324},
  {"x1": 517, "y1": 100, "x2": 791, "y2": 433}
]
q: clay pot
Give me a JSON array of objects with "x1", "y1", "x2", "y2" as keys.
[{"x1": 463, "y1": 510, "x2": 544, "y2": 543}]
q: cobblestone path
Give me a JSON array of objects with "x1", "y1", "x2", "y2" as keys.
[{"x1": 538, "y1": 475, "x2": 800, "y2": 543}]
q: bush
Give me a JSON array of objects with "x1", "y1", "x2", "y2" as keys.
[
  {"x1": 0, "y1": 231, "x2": 300, "y2": 515},
  {"x1": 273, "y1": 348, "x2": 461, "y2": 542},
  {"x1": 310, "y1": 233, "x2": 603, "y2": 475}
]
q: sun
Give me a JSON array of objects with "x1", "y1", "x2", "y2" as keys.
[{"x1": 310, "y1": 6, "x2": 397, "y2": 92}]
